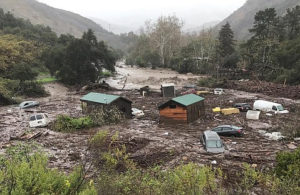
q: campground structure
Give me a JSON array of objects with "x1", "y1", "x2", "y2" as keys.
[
  {"x1": 80, "y1": 92, "x2": 132, "y2": 118},
  {"x1": 159, "y1": 94, "x2": 205, "y2": 123}
]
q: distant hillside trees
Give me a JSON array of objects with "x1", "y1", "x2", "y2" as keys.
[
  {"x1": 126, "y1": 15, "x2": 219, "y2": 74},
  {"x1": 171, "y1": 30, "x2": 217, "y2": 74},
  {"x1": 126, "y1": 15, "x2": 183, "y2": 69},
  {"x1": 43, "y1": 29, "x2": 116, "y2": 85}
]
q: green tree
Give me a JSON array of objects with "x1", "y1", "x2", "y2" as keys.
[
  {"x1": 247, "y1": 8, "x2": 280, "y2": 66},
  {"x1": 52, "y1": 29, "x2": 116, "y2": 85},
  {"x1": 284, "y1": 5, "x2": 300, "y2": 40},
  {"x1": 218, "y1": 22, "x2": 235, "y2": 57},
  {"x1": 217, "y1": 22, "x2": 238, "y2": 69}
]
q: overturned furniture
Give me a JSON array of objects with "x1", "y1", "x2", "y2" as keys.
[
  {"x1": 161, "y1": 83, "x2": 175, "y2": 97},
  {"x1": 80, "y1": 92, "x2": 132, "y2": 118},
  {"x1": 159, "y1": 94, "x2": 205, "y2": 123}
]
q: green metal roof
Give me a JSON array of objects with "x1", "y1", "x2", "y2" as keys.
[
  {"x1": 172, "y1": 94, "x2": 205, "y2": 106},
  {"x1": 80, "y1": 92, "x2": 120, "y2": 104}
]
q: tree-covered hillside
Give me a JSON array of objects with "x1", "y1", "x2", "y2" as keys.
[
  {"x1": 0, "y1": 0, "x2": 128, "y2": 50},
  {"x1": 215, "y1": 0, "x2": 300, "y2": 40}
]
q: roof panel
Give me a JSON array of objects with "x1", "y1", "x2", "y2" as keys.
[
  {"x1": 172, "y1": 94, "x2": 204, "y2": 106},
  {"x1": 80, "y1": 92, "x2": 119, "y2": 104}
]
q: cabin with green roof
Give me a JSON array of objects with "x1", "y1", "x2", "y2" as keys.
[
  {"x1": 158, "y1": 94, "x2": 205, "y2": 123},
  {"x1": 80, "y1": 92, "x2": 132, "y2": 118}
]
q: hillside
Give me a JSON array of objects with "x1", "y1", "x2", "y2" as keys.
[
  {"x1": 216, "y1": 0, "x2": 300, "y2": 40},
  {"x1": 90, "y1": 17, "x2": 134, "y2": 35},
  {"x1": 0, "y1": 0, "x2": 126, "y2": 49}
]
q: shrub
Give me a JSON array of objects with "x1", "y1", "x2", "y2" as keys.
[
  {"x1": 275, "y1": 147, "x2": 300, "y2": 180},
  {"x1": 17, "y1": 81, "x2": 49, "y2": 97},
  {"x1": 51, "y1": 115, "x2": 94, "y2": 132},
  {"x1": 99, "y1": 71, "x2": 112, "y2": 78},
  {"x1": 0, "y1": 143, "x2": 96, "y2": 195},
  {"x1": 96, "y1": 163, "x2": 223, "y2": 195},
  {"x1": 0, "y1": 78, "x2": 19, "y2": 105},
  {"x1": 89, "y1": 131, "x2": 135, "y2": 172}
]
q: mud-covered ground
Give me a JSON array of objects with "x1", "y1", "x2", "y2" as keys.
[{"x1": 0, "y1": 64, "x2": 299, "y2": 175}]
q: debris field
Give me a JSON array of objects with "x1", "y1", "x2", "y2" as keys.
[{"x1": 0, "y1": 80, "x2": 299, "y2": 177}]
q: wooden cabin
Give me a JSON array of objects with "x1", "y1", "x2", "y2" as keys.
[
  {"x1": 80, "y1": 92, "x2": 132, "y2": 118},
  {"x1": 161, "y1": 83, "x2": 175, "y2": 97},
  {"x1": 159, "y1": 94, "x2": 205, "y2": 123}
]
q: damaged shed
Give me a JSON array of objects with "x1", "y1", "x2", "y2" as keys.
[
  {"x1": 161, "y1": 83, "x2": 175, "y2": 97},
  {"x1": 159, "y1": 94, "x2": 205, "y2": 123},
  {"x1": 80, "y1": 92, "x2": 132, "y2": 118}
]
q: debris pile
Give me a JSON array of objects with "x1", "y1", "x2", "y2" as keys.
[{"x1": 226, "y1": 80, "x2": 300, "y2": 99}]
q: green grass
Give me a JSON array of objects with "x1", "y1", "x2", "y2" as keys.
[
  {"x1": 100, "y1": 71, "x2": 112, "y2": 78},
  {"x1": 37, "y1": 77, "x2": 57, "y2": 84}
]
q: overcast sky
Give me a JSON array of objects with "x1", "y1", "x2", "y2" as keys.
[{"x1": 37, "y1": 0, "x2": 247, "y2": 30}]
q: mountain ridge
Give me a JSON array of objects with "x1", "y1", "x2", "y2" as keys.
[
  {"x1": 215, "y1": 0, "x2": 300, "y2": 40},
  {"x1": 0, "y1": 0, "x2": 126, "y2": 49}
]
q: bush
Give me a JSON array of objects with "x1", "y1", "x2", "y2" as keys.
[
  {"x1": 96, "y1": 163, "x2": 223, "y2": 195},
  {"x1": 99, "y1": 71, "x2": 112, "y2": 78},
  {"x1": 0, "y1": 143, "x2": 96, "y2": 195},
  {"x1": 51, "y1": 115, "x2": 94, "y2": 132},
  {"x1": 52, "y1": 107, "x2": 124, "y2": 132},
  {"x1": 275, "y1": 147, "x2": 300, "y2": 180},
  {"x1": 18, "y1": 81, "x2": 49, "y2": 97},
  {"x1": 0, "y1": 78, "x2": 19, "y2": 105}
]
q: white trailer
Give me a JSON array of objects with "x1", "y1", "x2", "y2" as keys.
[{"x1": 253, "y1": 100, "x2": 289, "y2": 114}]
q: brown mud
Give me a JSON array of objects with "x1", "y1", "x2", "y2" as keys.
[{"x1": 0, "y1": 66, "x2": 299, "y2": 175}]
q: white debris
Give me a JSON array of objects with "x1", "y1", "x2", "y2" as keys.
[
  {"x1": 211, "y1": 160, "x2": 217, "y2": 165},
  {"x1": 163, "y1": 132, "x2": 169, "y2": 136},
  {"x1": 294, "y1": 138, "x2": 300, "y2": 141},
  {"x1": 258, "y1": 130, "x2": 266, "y2": 134},
  {"x1": 259, "y1": 131, "x2": 285, "y2": 141},
  {"x1": 246, "y1": 110, "x2": 261, "y2": 120}
]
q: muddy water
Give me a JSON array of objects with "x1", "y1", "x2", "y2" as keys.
[{"x1": 105, "y1": 62, "x2": 204, "y2": 90}]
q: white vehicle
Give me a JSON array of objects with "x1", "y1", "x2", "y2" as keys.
[
  {"x1": 214, "y1": 88, "x2": 224, "y2": 95},
  {"x1": 253, "y1": 100, "x2": 289, "y2": 114},
  {"x1": 131, "y1": 108, "x2": 144, "y2": 118},
  {"x1": 29, "y1": 113, "x2": 50, "y2": 128}
]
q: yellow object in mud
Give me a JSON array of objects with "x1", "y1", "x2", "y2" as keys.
[
  {"x1": 212, "y1": 107, "x2": 221, "y2": 112},
  {"x1": 221, "y1": 108, "x2": 240, "y2": 115},
  {"x1": 197, "y1": 91, "x2": 210, "y2": 95}
]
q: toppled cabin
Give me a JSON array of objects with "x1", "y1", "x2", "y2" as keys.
[
  {"x1": 80, "y1": 92, "x2": 132, "y2": 118},
  {"x1": 159, "y1": 94, "x2": 205, "y2": 123},
  {"x1": 161, "y1": 83, "x2": 175, "y2": 97}
]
